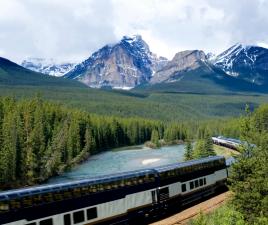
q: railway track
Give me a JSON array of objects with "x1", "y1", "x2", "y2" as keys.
[{"x1": 149, "y1": 191, "x2": 231, "y2": 225}]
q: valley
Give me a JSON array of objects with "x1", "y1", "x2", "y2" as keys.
[{"x1": 1, "y1": 84, "x2": 267, "y2": 121}]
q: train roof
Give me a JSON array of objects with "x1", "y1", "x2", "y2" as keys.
[
  {"x1": 153, "y1": 156, "x2": 225, "y2": 173},
  {"x1": 0, "y1": 156, "x2": 225, "y2": 200},
  {"x1": 0, "y1": 169, "x2": 155, "y2": 200},
  {"x1": 212, "y1": 136, "x2": 242, "y2": 144}
]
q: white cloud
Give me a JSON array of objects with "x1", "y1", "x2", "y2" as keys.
[
  {"x1": 0, "y1": 0, "x2": 267, "y2": 63},
  {"x1": 257, "y1": 42, "x2": 268, "y2": 49}
]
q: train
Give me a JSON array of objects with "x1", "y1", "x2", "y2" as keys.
[
  {"x1": 212, "y1": 136, "x2": 242, "y2": 150},
  {"x1": 0, "y1": 156, "x2": 228, "y2": 225}
]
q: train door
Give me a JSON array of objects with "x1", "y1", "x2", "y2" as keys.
[{"x1": 158, "y1": 187, "x2": 169, "y2": 203}]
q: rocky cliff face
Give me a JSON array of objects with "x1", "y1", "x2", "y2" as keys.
[
  {"x1": 151, "y1": 50, "x2": 213, "y2": 83},
  {"x1": 65, "y1": 35, "x2": 168, "y2": 89}
]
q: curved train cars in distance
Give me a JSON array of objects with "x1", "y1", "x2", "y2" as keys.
[
  {"x1": 212, "y1": 136, "x2": 242, "y2": 150},
  {"x1": 0, "y1": 156, "x2": 228, "y2": 225}
]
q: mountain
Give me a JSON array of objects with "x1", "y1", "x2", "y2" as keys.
[
  {"x1": 21, "y1": 58, "x2": 75, "y2": 77},
  {"x1": 64, "y1": 35, "x2": 168, "y2": 89},
  {"x1": 213, "y1": 44, "x2": 268, "y2": 85},
  {"x1": 0, "y1": 57, "x2": 83, "y2": 87},
  {"x1": 150, "y1": 50, "x2": 214, "y2": 84},
  {"x1": 137, "y1": 48, "x2": 264, "y2": 94}
]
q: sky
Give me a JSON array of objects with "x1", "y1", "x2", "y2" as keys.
[{"x1": 0, "y1": 0, "x2": 268, "y2": 63}]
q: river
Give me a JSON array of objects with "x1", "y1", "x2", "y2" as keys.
[{"x1": 48, "y1": 144, "x2": 186, "y2": 184}]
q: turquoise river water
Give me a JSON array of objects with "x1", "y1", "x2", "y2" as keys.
[{"x1": 48, "y1": 144, "x2": 186, "y2": 184}]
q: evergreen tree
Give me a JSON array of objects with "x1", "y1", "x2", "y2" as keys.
[
  {"x1": 0, "y1": 112, "x2": 18, "y2": 184},
  {"x1": 151, "y1": 129, "x2": 160, "y2": 148},
  {"x1": 192, "y1": 139, "x2": 207, "y2": 159},
  {"x1": 67, "y1": 118, "x2": 81, "y2": 159},
  {"x1": 0, "y1": 97, "x2": 181, "y2": 188},
  {"x1": 229, "y1": 104, "x2": 268, "y2": 222},
  {"x1": 184, "y1": 140, "x2": 193, "y2": 161},
  {"x1": 204, "y1": 134, "x2": 216, "y2": 156}
]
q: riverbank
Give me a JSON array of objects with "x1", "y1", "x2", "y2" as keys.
[{"x1": 145, "y1": 139, "x2": 185, "y2": 149}]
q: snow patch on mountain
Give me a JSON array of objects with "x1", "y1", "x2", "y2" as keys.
[
  {"x1": 213, "y1": 43, "x2": 268, "y2": 85},
  {"x1": 21, "y1": 58, "x2": 76, "y2": 77}
]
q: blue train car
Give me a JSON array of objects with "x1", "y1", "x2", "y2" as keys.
[{"x1": 0, "y1": 156, "x2": 227, "y2": 225}]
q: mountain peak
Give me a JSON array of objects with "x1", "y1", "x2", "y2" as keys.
[
  {"x1": 150, "y1": 49, "x2": 210, "y2": 84},
  {"x1": 122, "y1": 34, "x2": 142, "y2": 42},
  {"x1": 64, "y1": 35, "x2": 167, "y2": 89},
  {"x1": 214, "y1": 43, "x2": 268, "y2": 84}
]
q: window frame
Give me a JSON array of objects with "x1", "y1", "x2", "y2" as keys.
[
  {"x1": 39, "y1": 218, "x2": 53, "y2": 225},
  {"x1": 73, "y1": 210, "x2": 85, "y2": 224},
  {"x1": 194, "y1": 180, "x2": 199, "y2": 188},
  {"x1": 181, "y1": 183, "x2": 187, "y2": 192},
  {"x1": 63, "y1": 214, "x2": 71, "y2": 225},
  {"x1": 199, "y1": 178, "x2": 204, "y2": 186},
  {"x1": 190, "y1": 181, "x2": 194, "y2": 190},
  {"x1": 86, "y1": 207, "x2": 98, "y2": 221}
]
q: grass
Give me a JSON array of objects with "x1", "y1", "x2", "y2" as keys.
[{"x1": 213, "y1": 144, "x2": 240, "y2": 158}]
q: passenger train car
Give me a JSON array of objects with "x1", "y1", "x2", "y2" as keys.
[
  {"x1": 0, "y1": 156, "x2": 228, "y2": 225},
  {"x1": 212, "y1": 136, "x2": 242, "y2": 150}
]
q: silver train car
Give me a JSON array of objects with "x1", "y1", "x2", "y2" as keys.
[
  {"x1": 212, "y1": 136, "x2": 242, "y2": 150},
  {"x1": 0, "y1": 156, "x2": 228, "y2": 225}
]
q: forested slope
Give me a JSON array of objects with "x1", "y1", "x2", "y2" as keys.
[
  {"x1": 0, "y1": 97, "x2": 165, "y2": 189},
  {"x1": 0, "y1": 57, "x2": 83, "y2": 87}
]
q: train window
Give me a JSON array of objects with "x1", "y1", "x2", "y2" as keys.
[
  {"x1": 73, "y1": 188, "x2": 82, "y2": 197},
  {"x1": 0, "y1": 202, "x2": 9, "y2": 211},
  {"x1": 87, "y1": 207, "x2": 97, "y2": 220},
  {"x1": 10, "y1": 199, "x2": 21, "y2": 210},
  {"x1": 112, "y1": 181, "x2": 119, "y2": 188},
  {"x1": 63, "y1": 191, "x2": 72, "y2": 199},
  {"x1": 190, "y1": 181, "x2": 194, "y2": 190},
  {"x1": 98, "y1": 184, "x2": 104, "y2": 191},
  {"x1": 203, "y1": 178, "x2": 207, "y2": 185},
  {"x1": 106, "y1": 184, "x2": 112, "y2": 190},
  {"x1": 26, "y1": 223, "x2": 36, "y2": 225},
  {"x1": 40, "y1": 218, "x2": 53, "y2": 225},
  {"x1": 43, "y1": 193, "x2": 53, "y2": 203},
  {"x1": 54, "y1": 193, "x2": 63, "y2": 201},
  {"x1": 32, "y1": 194, "x2": 42, "y2": 205},
  {"x1": 22, "y1": 197, "x2": 33, "y2": 208},
  {"x1": 181, "y1": 184, "x2": 186, "y2": 192},
  {"x1": 64, "y1": 214, "x2": 71, "y2": 225},
  {"x1": 73, "y1": 210, "x2": 85, "y2": 224},
  {"x1": 199, "y1": 179, "x2": 204, "y2": 186},
  {"x1": 119, "y1": 180, "x2": 125, "y2": 187},
  {"x1": 195, "y1": 180, "x2": 199, "y2": 188}
]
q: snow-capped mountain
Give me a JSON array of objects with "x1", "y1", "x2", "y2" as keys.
[
  {"x1": 64, "y1": 35, "x2": 168, "y2": 89},
  {"x1": 213, "y1": 44, "x2": 268, "y2": 85},
  {"x1": 21, "y1": 58, "x2": 75, "y2": 77}
]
